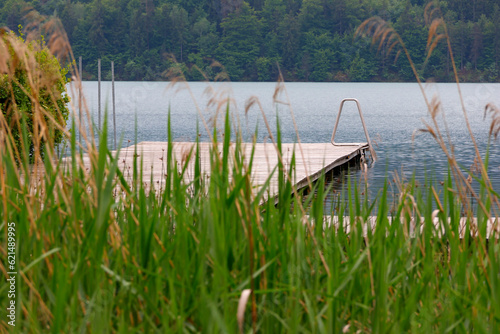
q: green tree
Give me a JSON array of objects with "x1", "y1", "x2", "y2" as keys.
[
  {"x1": 256, "y1": 56, "x2": 280, "y2": 81},
  {"x1": 216, "y1": 2, "x2": 262, "y2": 80},
  {"x1": 261, "y1": 0, "x2": 286, "y2": 33},
  {"x1": 192, "y1": 16, "x2": 218, "y2": 58},
  {"x1": 60, "y1": 1, "x2": 86, "y2": 39},
  {"x1": 169, "y1": 5, "x2": 189, "y2": 62},
  {"x1": 277, "y1": 12, "x2": 300, "y2": 71},
  {"x1": 129, "y1": 0, "x2": 156, "y2": 54},
  {"x1": 449, "y1": 20, "x2": 471, "y2": 71},
  {"x1": 483, "y1": 4, "x2": 500, "y2": 77},
  {"x1": 310, "y1": 49, "x2": 333, "y2": 81},
  {"x1": 0, "y1": 0, "x2": 28, "y2": 29},
  {"x1": 301, "y1": 31, "x2": 335, "y2": 81},
  {"x1": 298, "y1": 0, "x2": 326, "y2": 33},
  {"x1": 348, "y1": 53, "x2": 376, "y2": 81},
  {"x1": 3, "y1": 0, "x2": 499, "y2": 82}
]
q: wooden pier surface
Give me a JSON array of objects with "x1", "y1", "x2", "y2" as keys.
[{"x1": 112, "y1": 141, "x2": 368, "y2": 196}]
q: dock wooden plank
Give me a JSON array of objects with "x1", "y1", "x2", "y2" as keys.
[{"x1": 113, "y1": 141, "x2": 368, "y2": 196}]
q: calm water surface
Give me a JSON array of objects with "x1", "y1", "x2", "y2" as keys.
[{"x1": 70, "y1": 81, "x2": 500, "y2": 200}]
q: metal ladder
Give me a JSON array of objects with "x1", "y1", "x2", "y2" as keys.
[{"x1": 331, "y1": 98, "x2": 377, "y2": 161}]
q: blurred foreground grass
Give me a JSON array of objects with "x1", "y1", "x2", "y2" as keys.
[{"x1": 1, "y1": 108, "x2": 499, "y2": 333}]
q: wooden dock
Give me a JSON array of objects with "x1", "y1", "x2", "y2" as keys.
[{"x1": 112, "y1": 141, "x2": 369, "y2": 196}]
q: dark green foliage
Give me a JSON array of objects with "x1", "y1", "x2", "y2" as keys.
[
  {"x1": 216, "y1": 3, "x2": 261, "y2": 80},
  {"x1": 1, "y1": 0, "x2": 499, "y2": 82}
]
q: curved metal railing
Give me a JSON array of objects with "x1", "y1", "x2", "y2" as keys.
[{"x1": 331, "y1": 98, "x2": 377, "y2": 161}]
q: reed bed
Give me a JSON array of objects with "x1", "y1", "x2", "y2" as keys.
[
  {"x1": 1, "y1": 5, "x2": 500, "y2": 333},
  {"x1": 1, "y1": 105, "x2": 499, "y2": 333}
]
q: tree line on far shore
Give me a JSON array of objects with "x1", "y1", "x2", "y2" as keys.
[{"x1": 1, "y1": 0, "x2": 499, "y2": 82}]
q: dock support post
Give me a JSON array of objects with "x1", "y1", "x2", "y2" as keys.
[
  {"x1": 78, "y1": 56, "x2": 82, "y2": 147},
  {"x1": 112, "y1": 61, "x2": 116, "y2": 150},
  {"x1": 98, "y1": 58, "x2": 101, "y2": 133}
]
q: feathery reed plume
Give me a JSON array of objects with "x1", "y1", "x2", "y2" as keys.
[
  {"x1": 485, "y1": 103, "x2": 500, "y2": 140},
  {"x1": 356, "y1": 16, "x2": 428, "y2": 106},
  {"x1": 23, "y1": 8, "x2": 72, "y2": 62}
]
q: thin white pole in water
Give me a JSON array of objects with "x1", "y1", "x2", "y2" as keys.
[
  {"x1": 112, "y1": 61, "x2": 116, "y2": 150},
  {"x1": 98, "y1": 58, "x2": 101, "y2": 133},
  {"x1": 78, "y1": 56, "x2": 82, "y2": 146}
]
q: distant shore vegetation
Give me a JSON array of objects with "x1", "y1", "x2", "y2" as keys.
[{"x1": 1, "y1": 0, "x2": 500, "y2": 82}]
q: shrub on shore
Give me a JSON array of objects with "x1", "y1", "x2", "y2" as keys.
[{"x1": 0, "y1": 27, "x2": 69, "y2": 163}]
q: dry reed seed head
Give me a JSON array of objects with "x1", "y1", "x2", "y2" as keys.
[
  {"x1": 379, "y1": 30, "x2": 398, "y2": 53},
  {"x1": 23, "y1": 9, "x2": 72, "y2": 62},
  {"x1": 356, "y1": 17, "x2": 402, "y2": 60},
  {"x1": 190, "y1": 64, "x2": 210, "y2": 81},
  {"x1": 485, "y1": 103, "x2": 500, "y2": 139},
  {"x1": 424, "y1": 2, "x2": 444, "y2": 25},
  {"x1": 205, "y1": 84, "x2": 232, "y2": 112},
  {"x1": 164, "y1": 67, "x2": 185, "y2": 83},
  {"x1": 210, "y1": 60, "x2": 223, "y2": 68},
  {"x1": 214, "y1": 70, "x2": 230, "y2": 82},
  {"x1": 180, "y1": 145, "x2": 192, "y2": 166},
  {"x1": 206, "y1": 91, "x2": 219, "y2": 110},
  {"x1": 426, "y1": 19, "x2": 445, "y2": 49},
  {"x1": 203, "y1": 85, "x2": 215, "y2": 100},
  {"x1": 5, "y1": 35, "x2": 63, "y2": 96},
  {"x1": 387, "y1": 39, "x2": 400, "y2": 56},
  {"x1": 429, "y1": 96, "x2": 442, "y2": 119},
  {"x1": 272, "y1": 80, "x2": 285, "y2": 103},
  {"x1": 371, "y1": 133, "x2": 382, "y2": 148},
  {"x1": 422, "y1": 121, "x2": 438, "y2": 139},
  {"x1": 47, "y1": 32, "x2": 71, "y2": 61},
  {"x1": 272, "y1": 76, "x2": 290, "y2": 106},
  {"x1": 207, "y1": 60, "x2": 230, "y2": 82},
  {"x1": 469, "y1": 155, "x2": 482, "y2": 176},
  {"x1": 244, "y1": 96, "x2": 259, "y2": 116},
  {"x1": 372, "y1": 24, "x2": 389, "y2": 44},
  {"x1": 217, "y1": 96, "x2": 235, "y2": 115},
  {"x1": 424, "y1": 18, "x2": 446, "y2": 66}
]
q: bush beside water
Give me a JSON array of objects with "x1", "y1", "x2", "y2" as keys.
[{"x1": 0, "y1": 29, "x2": 70, "y2": 163}]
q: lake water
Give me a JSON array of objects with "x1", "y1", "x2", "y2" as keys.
[{"x1": 69, "y1": 81, "x2": 500, "y2": 201}]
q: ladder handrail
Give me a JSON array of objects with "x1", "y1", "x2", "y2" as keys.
[{"x1": 331, "y1": 98, "x2": 377, "y2": 161}]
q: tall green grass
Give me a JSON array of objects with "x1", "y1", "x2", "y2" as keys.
[{"x1": 1, "y1": 105, "x2": 500, "y2": 332}]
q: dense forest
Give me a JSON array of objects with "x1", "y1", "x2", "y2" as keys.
[{"x1": 1, "y1": 0, "x2": 499, "y2": 82}]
